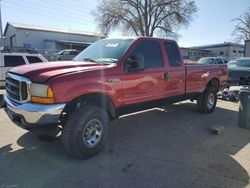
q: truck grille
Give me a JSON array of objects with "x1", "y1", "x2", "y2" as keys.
[
  {"x1": 5, "y1": 73, "x2": 31, "y2": 103},
  {"x1": 239, "y1": 77, "x2": 250, "y2": 85}
]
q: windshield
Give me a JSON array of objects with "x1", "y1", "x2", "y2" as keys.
[
  {"x1": 198, "y1": 57, "x2": 215, "y2": 64},
  {"x1": 228, "y1": 59, "x2": 250, "y2": 69},
  {"x1": 74, "y1": 39, "x2": 133, "y2": 63}
]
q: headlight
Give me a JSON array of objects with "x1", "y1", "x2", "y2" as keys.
[{"x1": 30, "y1": 83, "x2": 55, "y2": 104}]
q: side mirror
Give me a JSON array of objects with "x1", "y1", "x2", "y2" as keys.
[{"x1": 125, "y1": 53, "x2": 145, "y2": 72}]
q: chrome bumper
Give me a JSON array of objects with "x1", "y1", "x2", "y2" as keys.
[{"x1": 3, "y1": 95, "x2": 66, "y2": 129}]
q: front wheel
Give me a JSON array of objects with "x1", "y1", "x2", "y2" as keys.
[
  {"x1": 197, "y1": 87, "x2": 217, "y2": 114},
  {"x1": 62, "y1": 105, "x2": 109, "y2": 159}
]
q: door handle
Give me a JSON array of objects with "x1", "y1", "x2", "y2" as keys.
[{"x1": 164, "y1": 72, "x2": 169, "y2": 80}]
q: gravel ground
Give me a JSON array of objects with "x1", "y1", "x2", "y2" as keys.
[{"x1": 0, "y1": 100, "x2": 250, "y2": 188}]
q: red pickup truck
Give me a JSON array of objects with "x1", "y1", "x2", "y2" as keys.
[{"x1": 1, "y1": 37, "x2": 227, "y2": 158}]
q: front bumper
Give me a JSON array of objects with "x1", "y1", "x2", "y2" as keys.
[{"x1": 3, "y1": 95, "x2": 66, "y2": 130}]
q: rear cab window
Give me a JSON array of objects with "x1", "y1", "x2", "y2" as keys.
[
  {"x1": 4, "y1": 55, "x2": 26, "y2": 67},
  {"x1": 164, "y1": 42, "x2": 182, "y2": 67},
  {"x1": 26, "y1": 56, "x2": 43, "y2": 64}
]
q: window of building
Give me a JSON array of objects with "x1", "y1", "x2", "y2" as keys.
[
  {"x1": 131, "y1": 40, "x2": 163, "y2": 68},
  {"x1": 164, "y1": 42, "x2": 181, "y2": 67},
  {"x1": 220, "y1": 51, "x2": 224, "y2": 55},
  {"x1": 26, "y1": 56, "x2": 43, "y2": 64},
  {"x1": 4, "y1": 56, "x2": 26, "y2": 67}
]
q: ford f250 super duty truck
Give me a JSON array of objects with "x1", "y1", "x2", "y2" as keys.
[{"x1": 1, "y1": 37, "x2": 228, "y2": 158}]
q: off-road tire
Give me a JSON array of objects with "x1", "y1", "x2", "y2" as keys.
[
  {"x1": 197, "y1": 87, "x2": 217, "y2": 114},
  {"x1": 62, "y1": 105, "x2": 109, "y2": 159}
]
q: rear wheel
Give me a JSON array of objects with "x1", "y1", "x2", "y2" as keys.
[
  {"x1": 197, "y1": 87, "x2": 217, "y2": 114},
  {"x1": 62, "y1": 105, "x2": 109, "y2": 159}
]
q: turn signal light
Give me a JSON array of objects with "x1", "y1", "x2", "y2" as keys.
[
  {"x1": 47, "y1": 87, "x2": 54, "y2": 98},
  {"x1": 31, "y1": 96, "x2": 55, "y2": 104}
]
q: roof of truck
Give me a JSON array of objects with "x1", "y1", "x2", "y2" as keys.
[{"x1": 106, "y1": 36, "x2": 176, "y2": 43}]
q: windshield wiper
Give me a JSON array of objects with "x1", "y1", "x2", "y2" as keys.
[
  {"x1": 96, "y1": 58, "x2": 118, "y2": 64},
  {"x1": 82, "y1": 58, "x2": 99, "y2": 64}
]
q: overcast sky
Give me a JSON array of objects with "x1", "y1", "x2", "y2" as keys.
[{"x1": 1, "y1": 0, "x2": 249, "y2": 47}]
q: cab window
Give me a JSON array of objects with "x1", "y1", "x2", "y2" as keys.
[
  {"x1": 26, "y1": 56, "x2": 43, "y2": 64},
  {"x1": 131, "y1": 40, "x2": 163, "y2": 68}
]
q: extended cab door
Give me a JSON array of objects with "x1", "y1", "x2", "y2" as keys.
[
  {"x1": 162, "y1": 41, "x2": 185, "y2": 97},
  {"x1": 120, "y1": 39, "x2": 167, "y2": 105}
]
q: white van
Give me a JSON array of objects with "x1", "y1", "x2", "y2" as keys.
[{"x1": 0, "y1": 51, "x2": 48, "y2": 88}]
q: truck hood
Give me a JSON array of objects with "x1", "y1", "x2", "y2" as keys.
[{"x1": 9, "y1": 61, "x2": 115, "y2": 83}]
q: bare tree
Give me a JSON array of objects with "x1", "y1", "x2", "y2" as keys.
[
  {"x1": 93, "y1": 0, "x2": 197, "y2": 38},
  {"x1": 232, "y1": 8, "x2": 250, "y2": 43}
]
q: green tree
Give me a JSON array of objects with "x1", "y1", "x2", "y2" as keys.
[{"x1": 93, "y1": 0, "x2": 197, "y2": 38}]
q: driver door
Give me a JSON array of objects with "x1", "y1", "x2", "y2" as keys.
[{"x1": 120, "y1": 39, "x2": 166, "y2": 105}]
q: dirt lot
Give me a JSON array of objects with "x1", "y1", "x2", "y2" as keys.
[{"x1": 0, "y1": 99, "x2": 250, "y2": 188}]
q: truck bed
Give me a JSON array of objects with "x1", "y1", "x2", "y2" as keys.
[{"x1": 184, "y1": 64, "x2": 228, "y2": 94}]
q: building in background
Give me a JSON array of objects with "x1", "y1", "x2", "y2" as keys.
[
  {"x1": 193, "y1": 42, "x2": 244, "y2": 61},
  {"x1": 3, "y1": 22, "x2": 105, "y2": 54},
  {"x1": 180, "y1": 47, "x2": 212, "y2": 61}
]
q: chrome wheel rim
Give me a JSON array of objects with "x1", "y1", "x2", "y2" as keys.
[
  {"x1": 207, "y1": 93, "x2": 215, "y2": 110},
  {"x1": 82, "y1": 119, "x2": 103, "y2": 148}
]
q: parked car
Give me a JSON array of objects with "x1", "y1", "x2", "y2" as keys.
[
  {"x1": 57, "y1": 49, "x2": 79, "y2": 61},
  {"x1": 0, "y1": 47, "x2": 48, "y2": 89},
  {"x1": 227, "y1": 57, "x2": 250, "y2": 86},
  {"x1": 198, "y1": 57, "x2": 228, "y2": 64},
  {"x1": 1, "y1": 37, "x2": 228, "y2": 159}
]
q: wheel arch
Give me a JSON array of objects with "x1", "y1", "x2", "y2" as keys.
[
  {"x1": 206, "y1": 77, "x2": 220, "y2": 92},
  {"x1": 60, "y1": 93, "x2": 116, "y2": 123}
]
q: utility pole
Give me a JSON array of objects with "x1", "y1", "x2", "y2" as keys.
[
  {"x1": 0, "y1": 0, "x2": 2, "y2": 37},
  {"x1": 0, "y1": 0, "x2": 3, "y2": 46}
]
